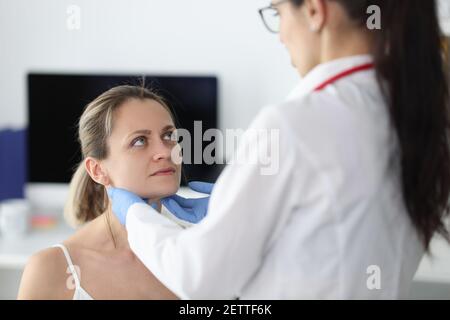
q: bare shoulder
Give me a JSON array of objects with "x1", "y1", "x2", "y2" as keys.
[{"x1": 17, "y1": 246, "x2": 73, "y2": 300}]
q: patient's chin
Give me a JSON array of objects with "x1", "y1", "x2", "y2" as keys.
[{"x1": 137, "y1": 185, "x2": 179, "y2": 202}]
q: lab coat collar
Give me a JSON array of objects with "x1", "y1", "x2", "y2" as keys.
[{"x1": 285, "y1": 54, "x2": 375, "y2": 101}]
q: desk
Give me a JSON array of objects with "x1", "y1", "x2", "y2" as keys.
[
  {"x1": 0, "y1": 186, "x2": 202, "y2": 269},
  {"x1": 0, "y1": 220, "x2": 74, "y2": 269},
  {"x1": 414, "y1": 236, "x2": 450, "y2": 284},
  {"x1": 1, "y1": 220, "x2": 449, "y2": 283},
  {"x1": 0, "y1": 194, "x2": 449, "y2": 300}
]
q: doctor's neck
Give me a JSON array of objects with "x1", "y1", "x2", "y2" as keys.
[
  {"x1": 317, "y1": 13, "x2": 375, "y2": 64},
  {"x1": 318, "y1": 25, "x2": 374, "y2": 64}
]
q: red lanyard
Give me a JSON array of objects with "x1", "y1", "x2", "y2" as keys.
[{"x1": 314, "y1": 63, "x2": 375, "y2": 91}]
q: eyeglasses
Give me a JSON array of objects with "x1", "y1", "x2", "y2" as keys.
[{"x1": 258, "y1": 0, "x2": 289, "y2": 33}]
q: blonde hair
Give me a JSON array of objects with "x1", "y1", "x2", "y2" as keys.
[{"x1": 64, "y1": 85, "x2": 173, "y2": 227}]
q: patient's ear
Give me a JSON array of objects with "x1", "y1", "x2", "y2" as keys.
[{"x1": 84, "y1": 157, "x2": 110, "y2": 186}]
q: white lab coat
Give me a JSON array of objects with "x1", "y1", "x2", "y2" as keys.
[{"x1": 126, "y1": 54, "x2": 425, "y2": 299}]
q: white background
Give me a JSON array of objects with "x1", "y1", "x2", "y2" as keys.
[{"x1": 0, "y1": 0, "x2": 298, "y2": 132}]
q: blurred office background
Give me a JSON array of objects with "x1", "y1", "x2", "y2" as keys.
[{"x1": 0, "y1": 0, "x2": 450, "y2": 299}]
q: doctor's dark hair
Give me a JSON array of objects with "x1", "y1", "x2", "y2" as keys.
[
  {"x1": 291, "y1": 0, "x2": 450, "y2": 251},
  {"x1": 64, "y1": 85, "x2": 174, "y2": 226}
]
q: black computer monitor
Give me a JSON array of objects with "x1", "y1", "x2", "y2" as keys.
[{"x1": 27, "y1": 73, "x2": 223, "y2": 185}]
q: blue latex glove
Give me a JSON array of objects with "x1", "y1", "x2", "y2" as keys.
[
  {"x1": 107, "y1": 187, "x2": 157, "y2": 225},
  {"x1": 161, "y1": 181, "x2": 214, "y2": 224}
]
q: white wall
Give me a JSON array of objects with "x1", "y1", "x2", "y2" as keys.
[
  {"x1": 2, "y1": 0, "x2": 450, "y2": 131},
  {"x1": 0, "y1": 0, "x2": 298, "y2": 132},
  {"x1": 440, "y1": 0, "x2": 450, "y2": 34}
]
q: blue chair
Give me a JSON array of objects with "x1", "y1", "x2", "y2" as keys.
[{"x1": 0, "y1": 128, "x2": 27, "y2": 202}]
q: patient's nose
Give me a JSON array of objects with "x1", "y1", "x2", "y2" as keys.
[{"x1": 152, "y1": 138, "x2": 172, "y2": 161}]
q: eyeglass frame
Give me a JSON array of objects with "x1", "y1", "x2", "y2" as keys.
[{"x1": 258, "y1": 0, "x2": 290, "y2": 34}]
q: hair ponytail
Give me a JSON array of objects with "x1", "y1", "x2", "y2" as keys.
[{"x1": 373, "y1": 0, "x2": 450, "y2": 250}]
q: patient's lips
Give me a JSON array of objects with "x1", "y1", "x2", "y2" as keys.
[{"x1": 151, "y1": 166, "x2": 176, "y2": 176}]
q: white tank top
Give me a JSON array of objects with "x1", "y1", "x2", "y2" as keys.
[{"x1": 53, "y1": 244, "x2": 94, "y2": 300}]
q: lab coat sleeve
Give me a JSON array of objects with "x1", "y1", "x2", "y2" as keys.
[{"x1": 126, "y1": 106, "x2": 303, "y2": 299}]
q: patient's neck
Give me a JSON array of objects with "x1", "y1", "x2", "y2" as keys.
[{"x1": 104, "y1": 200, "x2": 161, "y2": 251}]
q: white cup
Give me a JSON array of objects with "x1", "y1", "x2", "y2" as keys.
[{"x1": 0, "y1": 199, "x2": 30, "y2": 239}]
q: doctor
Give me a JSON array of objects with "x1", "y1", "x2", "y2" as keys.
[{"x1": 107, "y1": 0, "x2": 450, "y2": 299}]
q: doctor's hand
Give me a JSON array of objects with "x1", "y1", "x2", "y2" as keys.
[
  {"x1": 161, "y1": 181, "x2": 214, "y2": 224},
  {"x1": 106, "y1": 187, "x2": 158, "y2": 225}
]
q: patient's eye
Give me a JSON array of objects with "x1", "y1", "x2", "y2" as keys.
[
  {"x1": 163, "y1": 130, "x2": 178, "y2": 142},
  {"x1": 131, "y1": 136, "x2": 147, "y2": 147}
]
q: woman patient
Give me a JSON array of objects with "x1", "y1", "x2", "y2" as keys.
[{"x1": 18, "y1": 85, "x2": 183, "y2": 299}]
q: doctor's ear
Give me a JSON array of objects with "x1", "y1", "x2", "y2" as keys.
[
  {"x1": 84, "y1": 157, "x2": 110, "y2": 186},
  {"x1": 302, "y1": 0, "x2": 326, "y2": 32}
]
